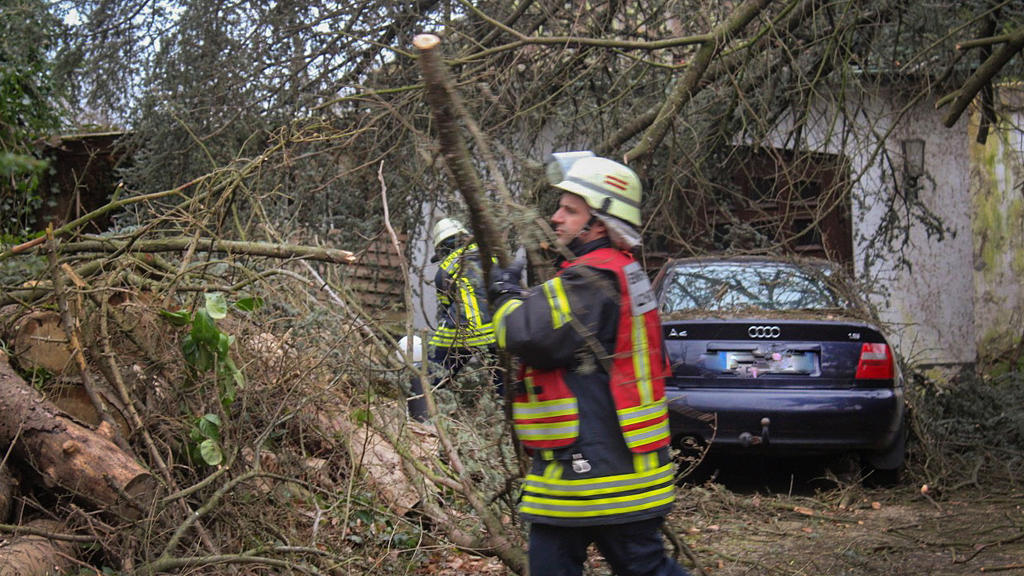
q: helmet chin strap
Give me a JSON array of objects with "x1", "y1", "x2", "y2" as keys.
[
  {"x1": 566, "y1": 212, "x2": 600, "y2": 249},
  {"x1": 577, "y1": 199, "x2": 610, "y2": 240},
  {"x1": 579, "y1": 213, "x2": 598, "y2": 236}
]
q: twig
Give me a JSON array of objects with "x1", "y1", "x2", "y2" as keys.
[
  {"x1": 47, "y1": 228, "x2": 130, "y2": 452},
  {"x1": 661, "y1": 524, "x2": 707, "y2": 576},
  {"x1": 0, "y1": 523, "x2": 96, "y2": 542},
  {"x1": 981, "y1": 563, "x2": 1024, "y2": 572}
]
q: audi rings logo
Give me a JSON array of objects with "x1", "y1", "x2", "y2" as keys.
[{"x1": 748, "y1": 325, "x2": 781, "y2": 339}]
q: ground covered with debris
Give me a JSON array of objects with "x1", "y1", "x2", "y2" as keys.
[
  {"x1": 670, "y1": 467, "x2": 1023, "y2": 575},
  {"x1": 421, "y1": 465, "x2": 1024, "y2": 576}
]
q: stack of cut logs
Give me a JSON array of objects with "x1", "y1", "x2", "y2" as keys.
[{"x1": 0, "y1": 309, "x2": 159, "y2": 575}]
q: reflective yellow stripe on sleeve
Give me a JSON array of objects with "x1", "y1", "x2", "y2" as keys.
[
  {"x1": 542, "y1": 277, "x2": 571, "y2": 330},
  {"x1": 631, "y1": 315, "x2": 653, "y2": 404},
  {"x1": 459, "y1": 278, "x2": 482, "y2": 327},
  {"x1": 633, "y1": 452, "x2": 659, "y2": 473},
  {"x1": 617, "y1": 401, "x2": 671, "y2": 451},
  {"x1": 493, "y1": 299, "x2": 524, "y2": 348}
]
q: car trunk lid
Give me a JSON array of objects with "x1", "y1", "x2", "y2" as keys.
[{"x1": 662, "y1": 318, "x2": 893, "y2": 386}]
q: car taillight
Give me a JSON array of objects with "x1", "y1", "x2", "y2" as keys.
[{"x1": 855, "y1": 343, "x2": 894, "y2": 379}]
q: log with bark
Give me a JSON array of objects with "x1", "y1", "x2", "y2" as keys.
[
  {"x1": 0, "y1": 353, "x2": 158, "y2": 520},
  {"x1": 0, "y1": 519, "x2": 80, "y2": 576}
]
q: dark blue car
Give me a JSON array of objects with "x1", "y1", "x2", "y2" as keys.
[{"x1": 653, "y1": 256, "x2": 906, "y2": 477}]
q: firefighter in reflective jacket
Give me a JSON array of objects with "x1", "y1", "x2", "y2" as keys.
[
  {"x1": 407, "y1": 217, "x2": 497, "y2": 422},
  {"x1": 489, "y1": 152, "x2": 691, "y2": 576}
]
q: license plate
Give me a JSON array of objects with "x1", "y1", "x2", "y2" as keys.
[{"x1": 720, "y1": 351, "x2": 817, "y2": 376}]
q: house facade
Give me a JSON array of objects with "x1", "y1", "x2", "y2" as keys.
[{"x1": 764, "y1": 84, "x2": 1023, "y2": 369}]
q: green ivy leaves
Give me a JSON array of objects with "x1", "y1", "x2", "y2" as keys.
[{"x1": 160, "y1": 292, "x2": 262, "y2": 466}]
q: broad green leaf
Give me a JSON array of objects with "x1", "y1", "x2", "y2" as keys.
[
  {"x1": 197, "y1": 413, "x2": 221, "y2": 439},
  {"x1": 181, "y1": 335, "x2": 201, "y2": 369},
  {"x1": 159, "y1": 309, "x2": 192, "y2": 326},
  {"x1": 205, "y1": 292, "x2": 228, "y2": 319},
  {"x1": 199, "y1": 439, "x2": 223, "y2": 466},
  {"x1": 191, "y1": 309, "x2": 219, "y2": 346},
  {"x1": 195, "y1": 344, "x2": 214, "y2": 372},
  {"x1": 217, "y1": 332, "x2": 231, "y2": 357},
  {"x1": 224, "y1": 356, "x2": 245, "y2": 388}
]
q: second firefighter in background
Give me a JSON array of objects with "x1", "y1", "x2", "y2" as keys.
[{"x1": 407, "y1": 217, "x2": 497, "y2": 422}]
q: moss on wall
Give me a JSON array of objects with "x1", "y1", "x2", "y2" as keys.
[{"x1": 969, "y1": 98, "x2": 1024, "y2": 370}]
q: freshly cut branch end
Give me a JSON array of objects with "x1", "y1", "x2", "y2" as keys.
[{"x1": 413, "y1": 34, "x2": 440, "y2": 51}]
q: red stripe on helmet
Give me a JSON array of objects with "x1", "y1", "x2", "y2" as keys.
[{"x1": 604, "y1": 175, "x2": 628, "y2": 190}]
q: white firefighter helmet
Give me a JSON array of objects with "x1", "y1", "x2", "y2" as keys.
[
  {"x1": 395, "y1": 335, "x2": 424, "y2": 364},
  {"x1": 545, "y1": 151, "x2": 643, "y2": 227},
  {"x1": 430, "y1": 217, "x2": 468, "y2": 248}
]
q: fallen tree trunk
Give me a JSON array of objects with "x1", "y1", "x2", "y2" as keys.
[
  {"x1": 0, "y1": 519, "x2": 79, "y2": 576},
  {"x1": 0, "y1": 354, "x2": 158, "y2": 519},
  {"x1": 316, "y1": 397, "x2": 438, "y2": 516}
]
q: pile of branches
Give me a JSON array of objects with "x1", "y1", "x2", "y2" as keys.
[
  {"x1": 0, "y1": 164, "x2": 528, "y2": 574},
  {"x1": 906, "y1": 365, "x2": 1024, "y2": 492}
]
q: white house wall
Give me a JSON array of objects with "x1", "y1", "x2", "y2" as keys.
[{"x1": 768, "y1": 88, "x2": 975, "y2": 366}]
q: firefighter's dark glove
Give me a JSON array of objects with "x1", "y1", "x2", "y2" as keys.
[{"x1": 488, "y1": 258, "x2": 526, "y2": 306}]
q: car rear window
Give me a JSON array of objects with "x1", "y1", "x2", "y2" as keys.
[{"x1": 659, "y1": 262, "x2": 847, "y2": 313}]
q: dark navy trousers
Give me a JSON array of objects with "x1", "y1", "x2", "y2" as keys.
[{"x1": 528, "y1": 517, "x2": 692, "y2": 576}]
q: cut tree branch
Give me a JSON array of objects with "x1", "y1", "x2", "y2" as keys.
[
  {"x1": 940, "y1": 26, "x2": 1024, "y2": 127},
  {"x1": 413, "y1": 33, "x2": 510, "y2": 274},
  {"x1": 37, "y1": 237, "x2": 357, "y2": 264}
]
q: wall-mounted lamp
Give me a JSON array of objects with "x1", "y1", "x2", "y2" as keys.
[{"x1": 901, "y1": 138, "x2": 925, "y2": 188}]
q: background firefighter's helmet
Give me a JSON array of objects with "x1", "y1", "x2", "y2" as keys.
[
  {"x1": 545, "y1": 151, "x2": 642, "y2": 227},
  {"x1": 395, "y1": 335, "x2": 424, "y2": 365},
  {"x1": 430, "y1": 217, "x2": 468, "y2": 249}
]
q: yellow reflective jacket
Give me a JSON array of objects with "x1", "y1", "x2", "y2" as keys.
[{"x1": 430, "y1": 243, "x2": 495, "y2": 348}]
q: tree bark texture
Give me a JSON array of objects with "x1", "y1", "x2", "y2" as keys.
[
  {"x1": 0, "y1": 519, "x2": 78, "y2": 576},
  {"x1": 0, "y1": 354, "x2": 158, "y2": 520}
]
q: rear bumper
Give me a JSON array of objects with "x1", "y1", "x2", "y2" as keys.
[{"x1": 665, "y1": 384, "x2": 905, "y2": 457}]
